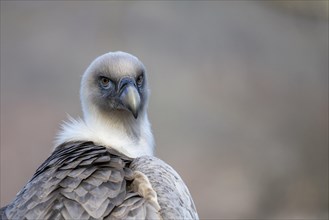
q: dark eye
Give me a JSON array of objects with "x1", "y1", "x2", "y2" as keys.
[
  {"x1": 99, "y1": 77, "x2": 111, "y2": 88},
  {"x1": 136, "y1": 74, "x2": 144, "y2": 87}
]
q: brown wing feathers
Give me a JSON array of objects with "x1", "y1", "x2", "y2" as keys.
[{"x1": 3, "y1": 142, "x2": 150, "y2": 220}]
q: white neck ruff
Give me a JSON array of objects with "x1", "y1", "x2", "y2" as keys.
[{"x1": 54, "y1": 115, "x2": 154, "y2": 158}]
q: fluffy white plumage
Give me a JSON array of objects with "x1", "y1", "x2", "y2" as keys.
[{"x1": 55, "y1": 114, "x2": 154, "y2": 158}]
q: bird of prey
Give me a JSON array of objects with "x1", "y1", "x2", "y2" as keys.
[{"x1": 0, "y1": 52, "x2": 199, "y2": 220}]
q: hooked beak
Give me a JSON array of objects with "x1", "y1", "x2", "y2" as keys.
[{"x1": 119, "y1": 79, "x2": 141, "y2": 119}]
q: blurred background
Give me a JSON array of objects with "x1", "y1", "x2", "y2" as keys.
[{"x1": 1, "y1": 1, "x2": 328, "y2": 219}]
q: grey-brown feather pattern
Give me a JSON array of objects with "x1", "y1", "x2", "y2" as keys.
[
  {"x1": 2, "y1": 142, "x2": 154, "y2": 220},
  {"x1": 131, "y1": 156, "x2": 199, "y2": 220}
]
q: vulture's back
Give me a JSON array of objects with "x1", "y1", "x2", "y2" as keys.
[{"x1": 1, "y1": 142, "x2": 198, "y2": 219}]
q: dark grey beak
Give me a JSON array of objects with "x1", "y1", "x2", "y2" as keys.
[{"x1": 119, "y1": 78, "x2": 141, "y2": 118}]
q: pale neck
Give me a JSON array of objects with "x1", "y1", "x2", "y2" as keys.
[{"x1": 79, "y1": 106, "x2": 155, "y2": 157}]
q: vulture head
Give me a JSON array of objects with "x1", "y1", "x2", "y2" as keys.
[
  {"x1": 56, "y1": 52, "x2": 154, "y2": 157},
  {"x1": 81, "y1": 51, "x2": 149, "y2": 120}
]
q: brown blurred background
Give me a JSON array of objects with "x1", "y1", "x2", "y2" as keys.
[{"x1": 1, "y1": 1, "x2": 328, "y2": 219}]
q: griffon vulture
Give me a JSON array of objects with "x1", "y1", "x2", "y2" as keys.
[{"x1": 0, "y1": 52, "x2": 199, "y2": 220}]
